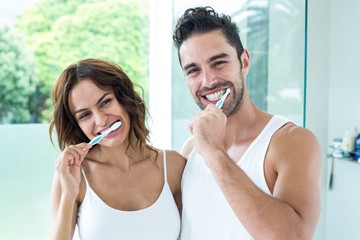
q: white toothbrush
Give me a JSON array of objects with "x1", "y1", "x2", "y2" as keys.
[
  {"x1": 215, "y1": 88, "x2": 230, "y2": 109},
  {"x1": 89, "y1": 121, "x2": 121, "y2": 145}
]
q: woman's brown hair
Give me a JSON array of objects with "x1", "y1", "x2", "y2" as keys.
[{"x1": 49, "y1": 58, "x2": 155, "y2": 155}]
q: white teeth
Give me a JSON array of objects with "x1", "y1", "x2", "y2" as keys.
[
  {"x1": 205, "y1": 89, "x2": 226, "y2": 101},
  {"x1": 100, "y1": 127, "x2": 110, "y2": 135}
]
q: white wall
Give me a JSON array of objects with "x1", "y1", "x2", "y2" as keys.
[
  {"x1": 328, "y1": 0, "x2": 360, "y2": 142},
  {"x1": 308, "y1": 0, "x2": 360, "y2": 239},
  {"x1": 326, "y1": 0, "x2": 360, "y2": 239},
  {"x1": 148, "y1": 0, "x2": 173, "y2": 150},
  {"x1": 306, "y1": 0, "x2": 330, "y2": 238}
]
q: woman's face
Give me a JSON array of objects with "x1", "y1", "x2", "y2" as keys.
[{"x1": 68, "y1": 78, "x2": 130, "y2": 147}]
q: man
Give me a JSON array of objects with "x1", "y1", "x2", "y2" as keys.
[{"x1": 173, "y1": 6, "x2": 321, "y2": 240}]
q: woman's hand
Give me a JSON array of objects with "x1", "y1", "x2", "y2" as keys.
[{"x1": 55, "y1": 143, "x2": 92, "y2": 199}]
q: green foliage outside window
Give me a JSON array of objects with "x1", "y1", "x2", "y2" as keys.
[
  {"x1": 0, "y1": 25, "x2": 38, "y2": 123},
  {"x1": 9, "y1": 0, "x2": 149, "y2": 123}
]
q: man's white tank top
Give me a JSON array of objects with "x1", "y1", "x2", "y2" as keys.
[
  {"x1": 181, "y1": 115, "x2": 291, "y2": 240},
  {"x1": 77, "y1": 150, "x2": 180, "y2": 240}
]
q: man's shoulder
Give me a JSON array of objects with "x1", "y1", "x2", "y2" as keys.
[
  {"x1": 270, "y1": 121, "x2": 321, "y2": 163},
  {"x1": 277, "y1": 121, "x2": 318, "y2": 142}
]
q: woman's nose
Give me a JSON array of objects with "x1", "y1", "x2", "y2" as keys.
[{"x1": 94, "y1": 111, "x2": 108, "y2": 126}]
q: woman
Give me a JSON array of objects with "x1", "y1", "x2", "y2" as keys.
[{"x1": 49, "y1": 58, "x2": 186, "y2": 240}]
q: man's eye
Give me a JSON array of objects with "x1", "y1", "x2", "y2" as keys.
[
  {"x1": 186, "y1": 68, "x2": 199, "y2": 76},
  {"x1": 214, "y1": 61, "x2": 226, "y2": 66}
]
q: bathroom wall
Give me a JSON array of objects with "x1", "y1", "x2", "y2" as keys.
[{"x1": 307, "y1": 0, "x2": 360, "y2": 239}]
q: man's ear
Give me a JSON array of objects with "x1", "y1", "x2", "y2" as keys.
[{"x1": 241, "y1": 49, "x2": 250, "y2": 73}]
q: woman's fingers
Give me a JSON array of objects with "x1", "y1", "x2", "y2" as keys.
[
  {"x1": 56, "y1": 143, "x2": 92, "y2": 171},
  {"x1": 67, "y1": 143, "x2": 92, "y2": 166}
]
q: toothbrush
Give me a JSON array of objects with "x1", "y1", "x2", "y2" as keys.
[
  {"x1": 89, "y1": 121, "x2": 121, "y2": 145},
  {"x1": 215, "y1": 88, "x2": 231, "y2": 109}
]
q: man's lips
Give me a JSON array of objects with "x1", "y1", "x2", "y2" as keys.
[{"x1": 201, "y1": 88, "x2": 229, "y2": 102}]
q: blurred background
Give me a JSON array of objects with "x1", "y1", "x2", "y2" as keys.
[{"x1": 0, "y1": 0, "x2": 359, "y2": 239}]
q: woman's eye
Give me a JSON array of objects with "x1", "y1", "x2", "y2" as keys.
[
  {"x1": 100, "y1": 98, "x2": 112, "y2": 107},
  {"x1": 79, "y1": 111, "x2": 91, "y2": 120}
]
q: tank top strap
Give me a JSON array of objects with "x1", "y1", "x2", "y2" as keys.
[
  {"x1": 162, "y1": 149, "x2": 168, "y2": 183},
  {"x1": 81, "y1": 167, "x2": 90, "y2": 187}
]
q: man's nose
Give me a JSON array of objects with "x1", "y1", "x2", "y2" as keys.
[{"x1": 200, "y1": 70, "x2": 216, "y2": 88}]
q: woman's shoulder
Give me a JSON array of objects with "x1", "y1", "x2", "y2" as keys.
[
  {"x1": 164, "y1": 149, "x2": 186, "y2": 169},
  {"x1": 162, "y1": 149, "x2": 186, "y2": 195}
]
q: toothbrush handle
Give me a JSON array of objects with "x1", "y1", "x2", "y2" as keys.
[
  {"x1": 89, "y1": 135, "x2": 103, "y2": 145},
  {"x1": 216, "y1": 99, "x2": 224, "y2": 108},
  {"x1": 88, "y1": 121, "x2": 121, "y2": 145}
]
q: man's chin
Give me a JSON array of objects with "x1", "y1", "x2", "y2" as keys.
[{"x1": 197, "y1": 102, "x2": 207, "y2": 110}]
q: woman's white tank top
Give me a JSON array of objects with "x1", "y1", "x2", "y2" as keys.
[
  {"x1": 77, "y1": 150, "x2": 180, "y2": 240},
  {"x1": 181, "y1": 115, "x2": 291, "y2": 240}
]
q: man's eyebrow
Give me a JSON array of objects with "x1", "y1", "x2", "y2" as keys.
[
  {"x1": 73, "y1": 93, "x2": 110, "y2": 116},
  {"x1": 183, "y1": 63, "x2": 197, "y2": 72},
  {"x1": 183, "y1": 53, "x2": 230, "y2": 71},
  {"x1": 208, "y1": 53, "x2": 230, "y2": 63}
]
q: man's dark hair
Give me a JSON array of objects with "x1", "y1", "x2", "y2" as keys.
[{"x1": 173, "y1": 6, "x2": 244, "y2": 61}]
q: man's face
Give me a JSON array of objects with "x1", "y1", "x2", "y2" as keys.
[{"x1": 179, "y1": 30, "x2": 245, "y2": 116}]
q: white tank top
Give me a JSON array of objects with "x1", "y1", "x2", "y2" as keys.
[
  {"x1": 181, "y1": 115, "x2": 291, "y2": 240},
  {"x1": 77, "y1": 150, "x2": 180, "y2": 240}
]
